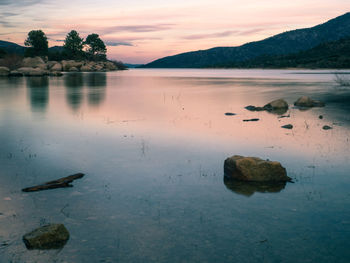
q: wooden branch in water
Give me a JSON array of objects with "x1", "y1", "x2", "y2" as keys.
[{"x1": 22, "y1": 173, "x2": 85, "y2": 192}]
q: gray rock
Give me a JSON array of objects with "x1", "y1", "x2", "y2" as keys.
[
  {"x1": 17, "y1": 67, "x2": 47, "y2": 76},
  {"x1": 263, "y1": 99, "x2": 288, "y2": 111},
  {"x1": 245, "y1": 105, "x2": 264, "y2": 111},
  {"x1": 69, "y1": 67, "x2": 79, "y2": 72},
  {"x1": 22, "y1": 57, "x2": 47, "y2": 70},
  {"x1": 61, "y1": 60, "x2": 83, "y2": 71},
  {"x1": 23, "y1": 224, "x2": 69, "y2": 249},
  {"x1": 50, "y1": 62, "x2": 62, "y2": 71},
  {"x1": 9, "y1": 70, "x2": 23, "y2": 77},
  {"x1": 243, "y1": 118, "x2": 259, "y2": 122},
  {"x1": 49, "y1": 71, "x2": 63, "y2": 77},
  {"x1": 281, "y1": 124, "x2": 293, "y2": 129},
  {"x1": 104, "y1": 61, "x2": 117, "y2": 70},
  {"x1": 294, "y1": 96, "x2": 325, "y2": 107},
  {"x1": 224, "y1": 155, "x2": 291, "y2": 182},
  {"x1": 0, "y1": 66, "x2": 10, "y2": 76}
]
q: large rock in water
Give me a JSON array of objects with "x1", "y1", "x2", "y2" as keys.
[
  {"x1": 294, "y1": 96, "x2": 325, "y2": 107},
  {"x1": 263, "y1": 99, "x2": 289, "y2": 114},
  {"x1": 23, "y1": 224, "x2": 69, "y2": 249},
  {"x1": 224, "y1": 155, "x2": 291, "y2": 182},
  {"x1": 0, "y1": 66, "x2": 10, "y2": 76},
  {"x1": 245, "y1": 99, "x2": 288, "y2": 114}
]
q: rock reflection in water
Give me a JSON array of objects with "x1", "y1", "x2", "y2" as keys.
[
  {"x1": 64, "y1": 73, "x2": 84, "y2": 110},
  {"x1": 86, "y1": 73, "x2": 106, "y2": 106},
  {"x1": 26, "y1": 76, "x2": 49, "y2": 112},
  {"x1": 223, "y1": 177, "x2": 287, "y2": 197}
]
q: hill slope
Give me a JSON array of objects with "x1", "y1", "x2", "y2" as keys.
[
  {"x1": 233, "y1": 37, "x2": 350, "y2": 69},
  {"x1": 0, "y1": 40, "x2": 64, "y2": 55},
  {"x1": 143, "y1": 12, "x2": 350, "y2": 68}
]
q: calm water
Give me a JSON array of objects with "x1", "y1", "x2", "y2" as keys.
[{"x1": 0, "y1": 69, "x2": 349, "y2": 262}]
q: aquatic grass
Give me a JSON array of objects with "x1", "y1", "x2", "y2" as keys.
[{"x1": 334, "y1": 74, "x2": 350, "y2": 86}]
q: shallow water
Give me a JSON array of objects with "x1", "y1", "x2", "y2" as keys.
[{"x1": 0, "y1": 69, "x2": 349, "y2": 262}]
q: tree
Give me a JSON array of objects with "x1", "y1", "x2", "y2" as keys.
[
  {"x1": 24, "y1": 30, "x2": 48, "y2": 57},
  {"x1": 84, "y1": 33, "x2": 107, "y2": 60},
  {"x1": 63, "y1": 30, "x2": 84, "y2": 59}
]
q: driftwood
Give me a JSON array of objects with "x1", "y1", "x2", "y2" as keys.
[{"x1": 22, "y1": 173, "x2": 85, "y2": 192}]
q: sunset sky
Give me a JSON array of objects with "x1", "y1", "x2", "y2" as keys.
[{"x1": 0, "y1": 0, "x2": 348, "y2": 63}]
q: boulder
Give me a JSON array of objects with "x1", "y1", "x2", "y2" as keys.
[
  {"x1": 263, "y1": 99, "x2": 289, "y2": 112},
  {"x1": 224, "y1": 155, "x2": 291, "y2": 182},
  {"x1": 69, "y1": 67, "x2": 79, "y2": 72},
  {"x1": 281, "y1": 124, "x2": 293, "y2": 129},
  {"x1": 22, "y1": 57, "x2": 47, "y2": 70},
  {"x1": 23, "y1": 224, "x2": 69, "y2": 249},
  {"x1": 94, "y1": 63, "x2": 104, "y2": 71},
  {"x1": 323, "y1": 125, "x2": 332, "y2": 130},
  {"x1": 50, "y1": 62, "x2": 62, "y2": 71},
  {"x1": 80, "y1": 64, "x2": 93, "y2": 72},
  {"x1": 0, "y1": 66, "x2": 10, "y2": 76},
  {"x1": 9, "y1": 70, "x2": 23, "y2": 77},
  {"x1": 47, "y1": 61, "x2": 58, "y2": 69},
  {"x1": 104, "y1": 61, "x2": 117, "y2": 70},
  {"x1": 294, "y1": 96, "x2": 325, "y2": 107},
  {"x1": 49, "y1": 71, "x2": 63, "y2": 77},
  {"x1": 17, "y1": 67, "x2": 47, "y2": 76},
  {"x1": 61, "y1": 60, "x2": 83, "y2": 71}
]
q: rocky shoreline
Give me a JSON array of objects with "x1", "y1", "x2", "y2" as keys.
[{"x1": 0, "y1": 56, "x2": 121, "y2": 77}]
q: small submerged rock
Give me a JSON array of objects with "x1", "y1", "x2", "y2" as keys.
[
  {"x1": 281, "y1": 124, "x2": 293, "y2": 129},
  {"x1": 225, "y1": 112, "x2": 236, "y2": 116},
  {"x1": 319, "y1": 115, "x2": 323, "y2": 119},
  {"x1": 224, "y1": 155, "x2": 291, "y2": 182},
  {"x1": 294, "y1": 96, "x2": 325, "y2": 108},
  {"x1": 23, "y1": 224, "x2": 69, "y2": 249},
  {"x1": 245, "y1": 105, "x2": 264, "y2": 112},
  {"x1": 243, "y1": 118, "x2": 260, "y2": 122},
  {"x1": 322, "y1": 125, "x2": 333, "y2": 130}
]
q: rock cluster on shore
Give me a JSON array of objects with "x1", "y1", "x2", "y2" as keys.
[{"x1": 0, "y1": 56, "x2": 119, "y2": 77}]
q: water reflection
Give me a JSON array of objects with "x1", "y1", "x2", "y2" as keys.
[
  {"x1": 26, "y1": 77, "x2": 49, "y2": 112},
  {"x1": 223, "y1": 177, "x2": 287, "y2": 197},
  {"x1": 86, "y1": 73, "x2": 106, "y2": 106},
  {"x1": 64, "y1": 73, "x2": 84, "y2": 110}
]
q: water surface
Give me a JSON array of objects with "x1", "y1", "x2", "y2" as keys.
[{"x1": 0, "y1": 69, "x2": 349, "y2": 262}]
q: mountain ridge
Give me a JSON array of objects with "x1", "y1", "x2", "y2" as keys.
[{"x1": 142, "y1": 12, "x2": 350, "y2": 68}]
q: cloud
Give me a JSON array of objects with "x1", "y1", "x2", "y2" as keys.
[
  {"x1": 105, "y1": 41, "x2": 133, "y2": 47},
  {"x1": 0, "y1": 21, "x2": 16, "y2": 28},
  {"x1": 183, "y1": 30, "x2": 238, "y2": 40},
  {"x1": 98, "y1": 24, "x2": 175, "y2": 35},
  {"x1": 0, "y1": 0, "x2": 43, "y2": 6},
  {"x1": 183, "y1": 28, "x2": 266, "y2": 40}
]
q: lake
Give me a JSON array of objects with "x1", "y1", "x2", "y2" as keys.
[{"x1": 0, "y1": 69, "x2": 349, "y2": 262}]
